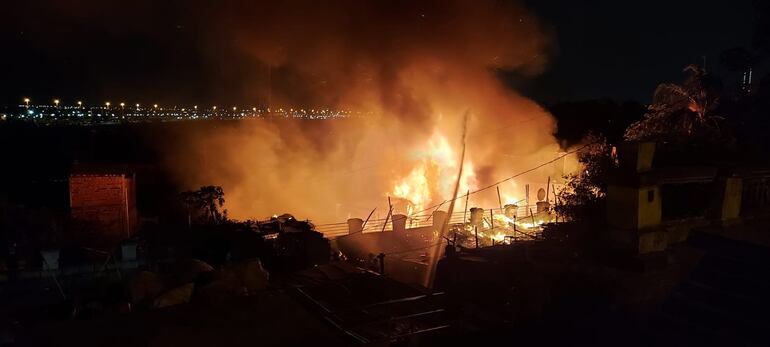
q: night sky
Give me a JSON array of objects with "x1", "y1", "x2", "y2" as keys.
[
  {"x1": 0, "y1": 0, "x2": 757, "y2": 106},
  {"x1": 522, "y1": 0, "x2": 756, "y2": 103}
]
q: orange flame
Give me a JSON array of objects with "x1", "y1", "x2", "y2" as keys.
[{"x1": 391, "y1": 131, "x2": 477, "y2": 216}]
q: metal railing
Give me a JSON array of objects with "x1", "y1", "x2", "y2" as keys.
[{"x1": 317, "y1": 204, "x2": 547, "y2": 238}]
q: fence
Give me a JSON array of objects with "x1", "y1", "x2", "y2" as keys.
[
  {"x1": 317, "y1": 204, "x2": 546, "y2": 239},
  {"x1": 742, "y1": 176, "x2": 770, "y2": 216}
]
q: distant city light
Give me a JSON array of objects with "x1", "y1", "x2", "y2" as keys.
[{"x1": 4, "y1": 101, "x2": 355, "y2": 123}]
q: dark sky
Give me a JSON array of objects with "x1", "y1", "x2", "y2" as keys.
[
  {"x1": 0, "y1": 0, "x2": 757, "y2": 106},
  {"x1": 521, "y1": 0, "x2": 756, "y2": 103}
]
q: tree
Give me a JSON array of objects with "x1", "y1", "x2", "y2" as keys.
[
  {"x1": 555, "y1": 133, "x2": 614, "y2": 222},
  {"x1": 180, "y1": 186, "x2": 228, "y2": 227},
  {"x1": 624, "y1": 65, "x2": 728, "y2": 144}
]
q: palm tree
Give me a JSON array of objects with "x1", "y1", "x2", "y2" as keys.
[{"x1": 625, "y1": 65, "x2": 724, "y2": 141}]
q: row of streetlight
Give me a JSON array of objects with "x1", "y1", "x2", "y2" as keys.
[
  {"x1": 22, "y1": 98, "x2": 163, "y2": 109},
  {"x1": 21, "y1": 98, "x2": 284, "y2": 114},
  {"x1": 20, "y1": 98, "x2": 224, "y2": 111}
]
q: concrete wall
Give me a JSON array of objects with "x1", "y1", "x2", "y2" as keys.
[
  {"x1": 637, "y1": 186, "x2": 662, "y2": 229},
  {"x1": 617, "y1": 142, "x2": 655, "y2": 173},
  {"x1": 609, "y1": 177, "x2": 746, "y2": 254},
  {"x1": 607, "y1": 185, "x2": 661, "y2": 230},
  {"x1": 719, "y1": 177, "x2": 742, "y2": 222}
]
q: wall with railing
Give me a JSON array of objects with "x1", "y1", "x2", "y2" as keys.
[
  {"x1": 317, "y1": 204, "x2": 546, "y2": 239},
  {"x1": 741, "y1": 175, "x2": 770, "y2": 217}
]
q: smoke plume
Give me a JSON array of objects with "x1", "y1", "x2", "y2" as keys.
[{"x1": 162, "y1": 0, "x2": 563, "y2": 224}]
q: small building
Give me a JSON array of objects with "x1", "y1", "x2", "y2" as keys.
[
  {"x1": 69, "y1": 163, "x2": 137, "y2": 240},
  {"x1": 606, "y1": 142, "x2": 770, "y2": 254}
]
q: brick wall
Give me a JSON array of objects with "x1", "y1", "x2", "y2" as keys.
[{"x1": 69, "y1": 174, "x2": 137, "y2": 239}]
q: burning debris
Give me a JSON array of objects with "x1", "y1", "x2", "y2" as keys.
[{"x1": 449, "y1": 204, "x2": 550, "y2": 249}]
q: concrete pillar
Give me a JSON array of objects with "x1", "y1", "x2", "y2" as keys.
[
  {"x1": 716, "y1": 177, "x2": 742, "y2": 223},
  {"x1": 536, "y1": 201, "x2": 550, "y2": 214},
  {"x1": 121, "y1": 240, "x2": 138, "y2": 262},
  {"x1": 607, "y1": 184, "x2": 661, "y2": 230},
  {"x1": 432, "y1": 210, "x2": 448, "y2": 229},
  {"x1": 347, "y1": 218, "x2": 364, "y2": 234},
  {"x1": 41, "y1": 249, "x2": 60, "y2": 271},
  {"x1": 392, "y1": 214, "x2": 407, "y2": 232},
  {"x1": 469, "y1": 207, "x2": 484, "y2": 227},
  {"x1": 617, "y1": 142, "x2": 655, "y2": 173},
  {"x1": 607, "y1": 184, "x2": 664, "y2": 254},
  {"x1": 504, "y1": 204, "x2": 518, "y2": 219}
]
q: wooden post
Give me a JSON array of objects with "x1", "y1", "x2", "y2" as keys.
[
  {"x1": 490, "y1": 209, "x2": 494, "y2": 231},
  {"x1": 513, "y1": 215, "x2": 517, "y2": 240},
  {"x1": 546, "y1": 177, "x2": 551, "y2": 203},
  {"x1": 496, "y1": 186, "x2": 503, "y2": 212},
  {"x1": 463, "y1": 190, "x2": 470, "y2": 224},
  {"x1": 530, "y1": 208, "x2": 536, "y2": 226},
  {"x1": 474, "y1": 226, "x2": 479, "y2": 249},
  {"x1": 377, "y1": 253, "x2": 385, "y2": 275},
  {"x1": 362, "y1": 208, "x2": 376, "y2": 229},
  {"x1": 380, "y1": 196, "x2": 393, "y2": 233},
  {"x1": 552, "y1": 183, "x2": 559, "y2": 222},
  {"x1": 525, "y1": 184, "x2": 530, "y2": 206}
]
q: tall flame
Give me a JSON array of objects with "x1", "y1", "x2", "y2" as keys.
[{"x1": 391, "y1": 131, "x2": 477, "y2": 216}]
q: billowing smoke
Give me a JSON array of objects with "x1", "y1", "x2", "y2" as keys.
[{"x1": 164, "y1": 0, "x2": 565, "y2": 224}]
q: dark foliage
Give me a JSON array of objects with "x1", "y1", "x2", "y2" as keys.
[
  {"x1": 179, "y1": 186, "x2": 227, "y2": 226},
  {"x1": 555, "y1": 134, "x2": 614, "y2": 222}
]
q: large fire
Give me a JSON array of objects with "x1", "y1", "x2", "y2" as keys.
[
  {"x1": 391, "y1": 131, "x2": 477, "y2": 216},
  {"x1": 163, "y1": 0, "x2": 580, "y2": 228}
]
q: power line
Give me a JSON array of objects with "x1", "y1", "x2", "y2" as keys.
[
  {"x1": 316, "y1": 142, "x2": 592, "y2": 239},
  {"x1": 407, "y1": 142, "x2": 592, "y2": 217}
]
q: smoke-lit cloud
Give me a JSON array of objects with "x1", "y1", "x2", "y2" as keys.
[{"x1": 5, "y1": 0, "x2": 566, "y2": 223}]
